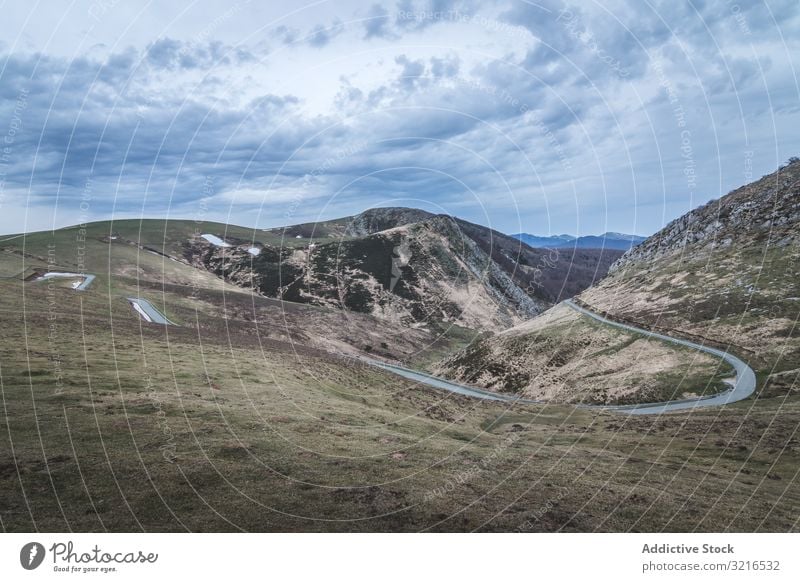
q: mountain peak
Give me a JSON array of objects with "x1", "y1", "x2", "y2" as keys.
[
  {"x1": 345, "y1": 207, "x2": 436, "y2": 236},
  {"x1": 612, "y1": 158, "x2": 800, "y2": 270}
]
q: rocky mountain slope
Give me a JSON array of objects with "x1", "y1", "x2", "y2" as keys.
[
  {"x1": 185, "y1": 208, "x2": 623, "y2": 332},
  {"x1": 449, "y1": 218, "x2": 623, "y2": 302},
  {"x1": 277, "y1": 207, "x2": 435, "y2": 239},
  {"x1": 437, "y1": 158, "x2": 800, "y2": 402},
  {"x1": 188, "y1": 213, "x2": 545, "y2": 331},
  {"x1": 581, "y1": 158, "x2": 800, "y2": 391}
]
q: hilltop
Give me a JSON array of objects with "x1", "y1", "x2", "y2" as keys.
[
  {"x1": 187, "y1": 211, "x2": 547, "y2": 332},
  {"x1": 21, "y1": 208, "x2": 620, "y2": 334},
  {"x1": 0, "y1": 207, "x2": 623, "y2": 362}
]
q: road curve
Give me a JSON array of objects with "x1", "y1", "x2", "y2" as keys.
[
  {"x1": 562, "y1": 300, "x2": 756, "y2": 414},
  {"x1": 364, "y1": 359, "x2": 541, "y2": 404},
  {"x1": 359, "y1": 301, "x2": 756, "y2": 415}
]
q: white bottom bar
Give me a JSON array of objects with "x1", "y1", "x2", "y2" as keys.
[{"x1": 1, "y1": 533, "x2": 796, "y2": 581}]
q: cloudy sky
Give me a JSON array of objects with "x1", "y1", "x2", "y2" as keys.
[{"x1": 0, "y1": 0, "x2": 798, "y2": 236}]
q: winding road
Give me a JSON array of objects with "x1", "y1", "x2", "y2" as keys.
[
  {"x1": 30, "y1": 263, "x2": 754, "y2": 413},
  {"x1": 363, "y1": 300, "x2": 756, "y2": 415},
  {"x1": 563, "y1": 300, "x2": 756, "y2": 414}
]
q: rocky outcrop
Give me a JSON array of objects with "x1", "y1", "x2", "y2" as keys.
[
  {"x1": 580, "y1": 157, "x2": 800, "y2": 378},
  {"x1": 187, "y1": 215, "x2": 548, "y2": 332},
  {"x1": 611, "y1": 158, "x2": 800, "y2": 273},
  {"x1": 343, "y1": 207, "x2": 435, "y2": 237},
  {"x1": 184, "y1": 207, "x2": 624, "y2": 332}
]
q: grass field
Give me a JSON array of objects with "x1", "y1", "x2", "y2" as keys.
[{"x1": 1, "y1": 222, "x2": 799, "y2": 532}]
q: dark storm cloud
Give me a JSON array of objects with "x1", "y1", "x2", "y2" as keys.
[
  {"x1": 145, "y1": 37, "x2": 255, "y2": 70},
  {"x1": 363, "y1": 4, "x2": 395, "y2": 39},
  {"x1": 308, "y1": 20, "x2": 345, "y2": 47},
  {"x1": 1, "y1": 0, "x2": 799, "y2": 235},
  {"x1": 501, "y1": 0, "x2": 651, "y2": 84},
  {"x1": 0, "y1": 48, "x2": 314, "y2": 217}
]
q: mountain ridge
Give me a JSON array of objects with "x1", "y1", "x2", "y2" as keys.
[
  {"x1": 183, "y1": 208, "x2": 624, "y2": 332},
  {"x1": 437, "y1": 159, "x2": 800, "y2": 403},
  {"x1": 580, "y1": 158, "x2": 800, "y2": 389}
]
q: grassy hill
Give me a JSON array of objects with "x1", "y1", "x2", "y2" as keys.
[
  {"x1": 2, "y1": 268, "x2": 799, "y2": 531},
  {"x1": 435, "y1": 160, "x2": 800, "y2": 406},
  {"x1": 434, "y1": 303, "x2": 731, "y2": 405},
  {"x1": 1, "y1": 206, "x2": 799, "y2": 532},
  {"x1": 580, "y1": 159, "x2": 800, "y2": 396}
]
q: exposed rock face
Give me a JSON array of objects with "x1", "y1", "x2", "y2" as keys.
[
  {"x1": 343, "y1": 207, "x2": 435, "y2": 237},
  {"x1": 187, "y1": 215, "x2": 546, "y2": 331},
  {"x1": 453, "y1": 218, "x2": 623, "y2": 303},
  {"x1": 610, "y1": 159, "x2": 800, "y2": 273},
  {"x1": 581, "y1": 158, "x2": 800, "y2": 376},
  {"x1": 437, "y1": 158, "x2": 800, "y2": 401},
  {"x1": 185, "y1": 207, "x2": 624, "y2": 333}
]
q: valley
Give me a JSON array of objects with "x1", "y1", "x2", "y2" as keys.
[
  {"x1": 1, "y1": 165, "x2": 799, "y2": 532},
  {"x1": 2, "y1": 268, "x2": 798, "y2": 532}
]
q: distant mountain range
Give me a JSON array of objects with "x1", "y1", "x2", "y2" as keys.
[{"x1": 510, "y1": 232, "x2": 646, "y2": 250}]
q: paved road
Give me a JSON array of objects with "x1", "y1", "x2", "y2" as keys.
[
  {"x1": 127, "y1": 297, "x2": 176, "y2": 325},
  {"x1": 360, "y1": 301, "x2": 756, "y2": 415},
  {"x1": 364, "y1": 359, "x2": 541, "y2": 404},
  {"x1": 562, "y1": 300, "x2": 756, "y2": 414}
]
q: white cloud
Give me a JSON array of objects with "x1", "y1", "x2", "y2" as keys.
[{"x1": 0, "y1": 0, "x2": 798, "y2": 236}]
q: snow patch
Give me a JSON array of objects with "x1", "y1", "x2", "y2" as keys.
[
  {"x1": 39, "y1": 271, "x2": 81, "y2": 278},
  {"x1": 33, "y1": 272, "x2": 95, "y2": 291},
  {"x1": 247, "y1": 247, "x2": 261, "y2": 256},
  {"x1": 130, "y1": 301, "x2": 153, "y2": 323},
  {"x1": 201, "y1": 234, "x2": 232, "y2": 247}
]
